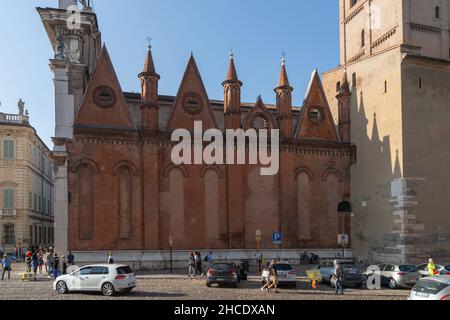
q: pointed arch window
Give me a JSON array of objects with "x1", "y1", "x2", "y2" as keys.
[
  {"x1": 118, "y1": 166, "x2": 133, "y2": 239},
  {"x1": 435, "y1": 6, "x2": 440, "y2": 19}
]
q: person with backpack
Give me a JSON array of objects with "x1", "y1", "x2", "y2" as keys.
[{"x1": 333, "y1": 260, "x2": 344, "y2": 295}]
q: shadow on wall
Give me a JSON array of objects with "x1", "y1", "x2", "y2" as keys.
[{"x1": 350, "y1": 88, "x2": 402, "y2": 260}]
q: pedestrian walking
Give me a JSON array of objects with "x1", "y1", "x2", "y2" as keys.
[
  {"x1": 67, "y1": 251, "x2": 75, "y2": 265},
  {"x1": 333, "y1": 260, "x2": 344, "y2": 295},
  {"x1": 53, "y1": 253, "x2": 60, "y2": 272},
  {"x1": 25, "y1": 249, "x2": 32, "y2": 273},
  {"x1": 31, "y1": 249, "x2": 39, "y2": 274},
  {"x1": 38, "y1": 248, "x2": 44, "y2": 274},
  {"x1": 260, "y1": 261, "x2": 272, "y2": 292},
  {"x1": 46, "y1": 251, "x2": 54, "y2": 276},
  {"x1": 195, "y1": 252, "x2": 203, "y2": 276},
  {"x1": 189, "y1": 252, "x2": 196, "y2": 277},
  {"x1": 107, "y1": 252, "x2": 114, "y2": 264},
  {"x1": 62, "y1": 255, "x2": 68, "y2": 275},
  {"x1": 428, "y1": 258, "x2": 438, "y2": 276},
  {"x1": 266, "y1": 260, "x2": 280, "y2": 293},
  {"x1": 1, "y1": 254, "x2": 12, "y2": 280},
  {"x1": 205, "y1": 252, "x2": 213, "y2": 274}
]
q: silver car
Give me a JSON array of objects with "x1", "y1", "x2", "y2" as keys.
[
  {"x1": 409, "y1": 276, "x2": 450, "y2": 300},
  {"x1": 316, "y1": 260, "x2": 363, "y2": 288},
  {"x1": 416, "y1": 263, "x2": 450, "y2": 278},
  {"x1": 363, "y1": 264, "x2": 418, "y2": 289}
]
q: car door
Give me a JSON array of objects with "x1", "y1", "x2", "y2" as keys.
[
  {"x1": 88, "y1": 266, "x2": 109, "y2": 290},
  {"x1": 71, "y1": 267, "x2": 92, "y2": 291},
  {"x1": 383, "y1": 264, "x2": 396, "y2": 283},
  {"x1": 377, "y1": 264, "x2": 387, "y2": 286}
]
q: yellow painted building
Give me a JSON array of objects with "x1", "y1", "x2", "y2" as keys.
[{"x1": 0, "y1": 102, "x2": 54, "y2": 255}]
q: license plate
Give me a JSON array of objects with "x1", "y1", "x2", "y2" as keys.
[{"x1": 415, "y1": 292, "x2": 429, "y2": 298}]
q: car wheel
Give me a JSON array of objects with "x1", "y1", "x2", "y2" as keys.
[
  {"x1": 233, "y1": 283, "x2": 238, "y2": 288},
  {"x1": 291, "y1": 283, "x2": 297, "y2": 289},
  {"x1": 56, "y1": 281, "x2": 68, "y2": 294},
  {"x1": 388, "y1": 278, "x2": 397, "y2": 290},
  {"x1": 206, "y1": 283, "x2": 211, "y2": 288},
  {"x1": 102, "y1": 282, "x2": 116, "y2": 296}
]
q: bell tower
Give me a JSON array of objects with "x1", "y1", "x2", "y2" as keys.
[{"x1": 37, "y1": 2, "x2": 101, "y2": 256}]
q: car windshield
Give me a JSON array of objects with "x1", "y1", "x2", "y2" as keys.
[
  {"x1": 399, "y1": 265, "x2": 417, "y2": 273},
  {"x1": 116, "y1": 266, "x2": 133, "y2": 275},
  {"x1": 211, "y1": 264, "x2": 232, "y2": 271},
  {"x1": 413, "y1": 279, "x2": 449, "y2": 295},
  {"x1": 275, "y1": 264, "x2": 292, "y2": 271}
]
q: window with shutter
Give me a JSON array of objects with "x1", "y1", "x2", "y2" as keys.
[
  {"x1": 4, "y1": 189, "x2": 14, "y2": 209},
  {"x1": 3, "y1": 140, "x2": 15, "y2": 160}
]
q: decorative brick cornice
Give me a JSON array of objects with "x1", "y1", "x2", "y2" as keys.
[
  {"x1": 410, "y1": 23, "x2": 441, "y2": 34},
  {"x1": 344, "y1": 4, "x2": 365, "y2": 24},
  {"x1": 371, "y1": 26, "x2": 398, "y2": 50}
]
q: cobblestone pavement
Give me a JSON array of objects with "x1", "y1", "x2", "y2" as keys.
[{"x1": 0, "y1": 271, "x2": 410, "y2": 300}]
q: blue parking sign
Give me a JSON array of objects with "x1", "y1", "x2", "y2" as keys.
[{"x1": 272, "y1": 232, "x2": 282, "y2": 244}]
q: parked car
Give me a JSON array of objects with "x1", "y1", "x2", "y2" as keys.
[
  {"x1": 416, "y1": 263, "x2": 450, "y2": 277},
  {"x1": 261, "y1": 261, "x2": 296, "y2": 288},
  {"x1": 316, "y1": 260, "x2": 363, "y2": 288},
  {"x1": 237, "y1": 260, "x2": 249, "y2": 281},
  {"x1": 363, "y1": 264, "x2": 418, "y2": 289},
  {"x1": 408, "y1": 276, "x2": 450, "y2": 300},
  {"x1": 54, "y1": 264, "x2": 136, "y2": 296},
  {"x1": 206, "y1": 262, "x2": 239, "y2": 288}
]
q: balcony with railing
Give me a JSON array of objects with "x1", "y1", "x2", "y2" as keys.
[
  {"x1": 0, "y1": 209, "x2": 17, "y2": 217},
  {"x1": 0, "y1": 112, "x2": 29, "y2": 125}
]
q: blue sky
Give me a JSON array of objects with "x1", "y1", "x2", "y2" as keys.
[{"x1": 0, "y1": 0, "x2": 340, "y2": 147}]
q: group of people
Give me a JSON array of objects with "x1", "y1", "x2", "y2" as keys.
[
  {"x1": 24, "y1": 246, "x2": 76, "y2": 278},
  {"x1": 261, "y1": 259, "x2": 280, "y2": 294},
  {"x1": 189, "y1": 252, "x2": 213, "y2": 277}
]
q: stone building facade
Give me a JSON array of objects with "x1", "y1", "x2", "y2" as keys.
[
  {"x1": 39, "y1": 1, "x2": 355, "y2": 256},
  {"x1": 0, "y1": 104, "x2": 54, "y2": 254},
  {"x1": 323, "y1": 0, "x2": 450, "y2": 264}
]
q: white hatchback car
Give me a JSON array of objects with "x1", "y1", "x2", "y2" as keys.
[
  {"x1": 409, "y1": 276, "x2": 450, "y2": 300},
  {"x1": 54, "y1": 264, "x2": 136, "y2": 296}
]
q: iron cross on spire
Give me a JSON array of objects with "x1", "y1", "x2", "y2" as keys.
[
  {"x1": 281, "y1": 51, "x2": 287, "y2": 64},
  {"x1": 147, "y1": 36, "x2": 152, "y2": 49}
]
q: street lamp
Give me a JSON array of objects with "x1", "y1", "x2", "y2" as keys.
[
  {"x1": 169, "y1": 236, "x2": 173, "y2": 274},
  {"x1": 255, "y1": 230, "x2": 262, "y2": 251},
  {"x1": 337, "y1": 201, "x2": 352, "y2": 260}
]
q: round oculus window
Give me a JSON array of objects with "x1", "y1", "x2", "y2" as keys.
[{"x1": 93, "y1": 86, "x2": 116, "y2": 108}]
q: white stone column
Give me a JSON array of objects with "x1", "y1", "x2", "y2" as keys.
[
  {"x1": 51, "y1": 62, "x2": 74, "y2": 141},
  {"x1": 54, "y1": 161, "x2": 69, "y2": 256}
]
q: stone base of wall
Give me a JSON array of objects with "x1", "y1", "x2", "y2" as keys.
[{"x1": 71, "y1": 249, "x2": 354, "y2": 270}]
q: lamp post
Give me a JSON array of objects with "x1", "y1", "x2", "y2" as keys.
[{"x1": 169, "y1": 236, "x2": 173, "y2": 274}]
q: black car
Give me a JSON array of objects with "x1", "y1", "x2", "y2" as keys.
[{"x1": 206, "y1": 262, "x2": 239, "y2": 288}]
